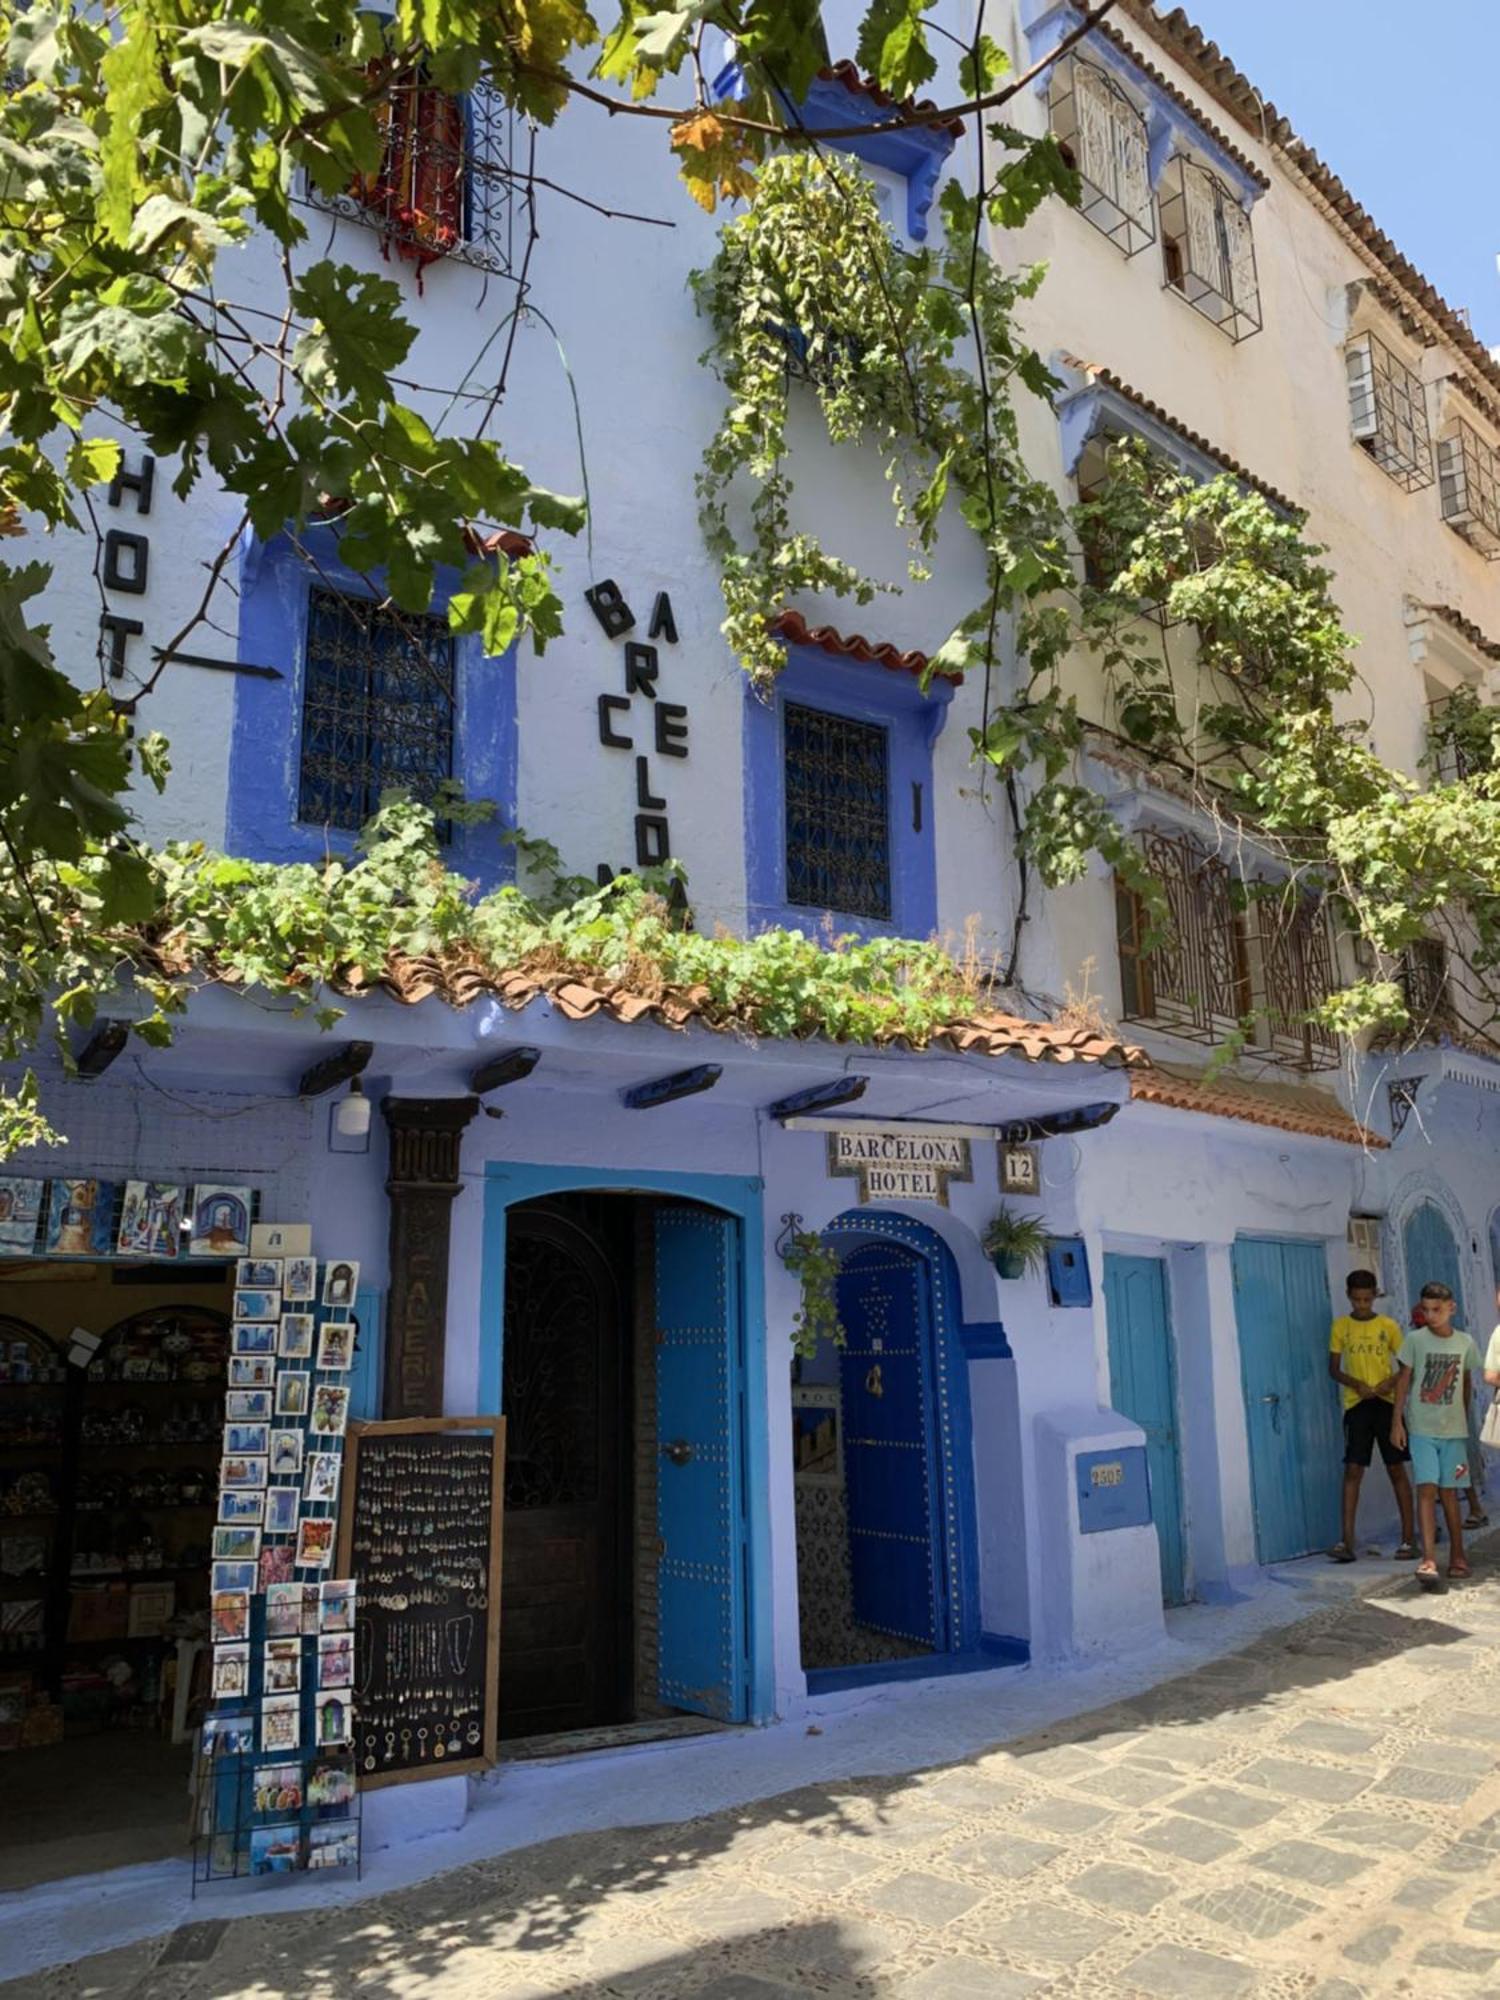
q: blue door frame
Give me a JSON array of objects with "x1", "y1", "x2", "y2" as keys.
[
  {"x1": 480, "y1": 1163, "x2": 770, "y2": 1726},
  {"x1": 1103, "y1": 1253, "x2": 1187, "y2": 1606}
]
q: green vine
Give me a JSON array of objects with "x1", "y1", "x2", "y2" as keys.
[{"x1": 784, "y1": 1229, "x2": 845, "y2": 1360}]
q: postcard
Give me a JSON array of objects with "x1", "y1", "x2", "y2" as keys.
[
  {"x1": 211, "y1": 1642, "x2": 250, "y2": 1701},
  {"x1": 225, "y1": 1389, "x2": 272, "y2": 1422},
  {"x1": 231, "y1": 1321, "x2": 277, "y2": 1356},
  {"x1": 218, "y1": 1490, "x2": 265, "y2": 1525},
  {"x1": 229, "y1": 1355, "x2": 275, "y2": 1389},
  {"x1": 258, "y1": 1544, "x2": 295, "y2": 1591},
  {"x1": 315, "y1": 1321, "x2": 355, "y2": 1372},
  {"x1": 307, "y1": 1758, "x2": 354, "y2": 1810},
  {"x1": 253, "y1": 1762, "x2": 303, "y2": 1815},
  {"x1": 189, "y1": 1184, "x2": 252, "y2": 1259},
  {"x1": 251, "y1": 1222, "x2": 311, "y2": 1258},
  {"x1": 263, "y1": 1637, "x2": 301, "y2": 1693},
  {"x1": 282, "y1": 1255, "x2": 317, "y2": 1303},
  {"x1": 276, "y1": 1370, "x2": 310, "y2": 1418},
  {"x1": 221, "y1": 1454, "x2": 268, "y2": 1490},
  {"x1": 45, "y1": 1179, "x2": 116, "y2": 1258},
  {"x1": 319, "y1": 1579, "x2": 355, "y2": 1633},
  {"x1": 249, "y1": 1823, "x2": 301, "y2": 1874},
  {"x1": 295, "y1": 1517, "x2": 335, "y2": 1570},
  {"x1": 261, "y1": 1692, "x2": 300, "y2": 1754},
  {"x1": 321, "y1": 1260, "x2": 359, "y2": 1309},
  {"x1": 234, "y1": 1288, "x2": 281, "y2": 1322},
  {"x1": 264, "y1": 1486, "x2": 299, "y2": 1536},
  {"x1": 211, "y1": 1559, "x2": 258, "y2": 1594},
  {"x1": 313, "y1": 1690, "x2": 352, "y2": 1748},
  {"x1": 211, "y1": 1590, "x2": 250, "y2": 1643},
  {"x1": 309, "y1": 1384, "x2": 350, "y2": 1437},
  {"x1": 203, "y1": 1711, "x2": 253, "y2": 1757},
  {"x1": 279, "y1": 1313, "x2": 315, "y2": 1360},
  {"x1": 0, "y1": 1177, "x2": 44, "y2": 1255},
  {"x1": 265, "y1": 1582, "x2": 304, "y2": 1639},
  {"x1": 116, "y1": 1181, "x2": 183, "y2": 1260},
  {"x1": 237, "y1": 1257, "x2": 282, "y2": 1290},
  {"x1": 269, "y1": 1429, "x2": 304, "y2": 1478},
  {"x1": 317, "y1": 1631, "x2": 353, "y2": 1689},
  {"x1": 303, "y1": 1454, "x2": 340, "y2": 1505},
  {"x1": 212, "y1": 1526, "x2": 261, "y2": 1562},
  {"x1": 224, "y1": 1422, "x2": 268, "y2": 1457},
  {"x1": 307, "y1": 1818, "x2": 357, "y2": 1870}
]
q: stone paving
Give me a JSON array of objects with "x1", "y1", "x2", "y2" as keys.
[{"x1": 14, "y1": 1552, "x2": 1500, "y2": 2000}]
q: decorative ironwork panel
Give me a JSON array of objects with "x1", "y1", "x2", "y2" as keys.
[
  {"x1": 1048, "y1": 55, "x2": 1154, "y2": 256},
  {"x1": 1438, "y1": 418, "x2": 1500, "y2": 558},
  {"x1": 1346, "y1": 331, "x2": 1433, "y2": 492},
  {"x1": 1400, "y1": 937, "x2": 1450, "y2": 1029},
  {"x1": 298, "y1": 588, "x2": 455, "y2": 832},
  {"x1": 1120, "y1": 828, "x2": 1249, "y2": 1045},
  {"x1": 305, "y1": 77, "x2": 514, "y2": 278},
  {"x1": 502, "y1": 1228, "x2": 601, "y2": 1512},
  {"x1": 1256, "y1": 888, "x2": 1340, "y2": 1071},
  {"x1": 1157, "y1": 155, "x2": 1262, "y2": 343},
  {"x1": 784, "y1": 703, "x2": 892, "y2": 921},
  {"x1": 1427, "y1": 695, "x2": 1477, "y2": 783}
]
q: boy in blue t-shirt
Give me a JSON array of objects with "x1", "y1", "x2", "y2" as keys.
[{"x1": 1392, "y1": 1282, "x2": 1482, "y2": 1589}]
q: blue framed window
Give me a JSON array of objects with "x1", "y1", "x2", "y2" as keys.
[
  {"x1": 743, "y1": 644, "x2": 951, "y2": 938},
  {"x1": 228, "y1": 525, "x2": 517, "y2": 889},
  {"x1": 298, "y1": 588, "x2": 455, "y2": 832},
  {"x1": 783, "y1": 703, "x2": 891, "y2": 921}
]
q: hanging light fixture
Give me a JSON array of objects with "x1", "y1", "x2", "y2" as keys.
[{"x1": 334, "y1": 1075, "x2": 372, "y2": 1141}]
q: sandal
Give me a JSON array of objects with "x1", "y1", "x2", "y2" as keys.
[
  {"x1": 1449, "y1": 1559, "x2": 1472, "y2": 1579},
  {"x1": 1393, "y1": 1542, "x2": 1418, "y2": 1560},
  {"x1": 1327, "y1": 1543, "x2": 1357, "y2": 1564},
  {"x1": 1415, "y1": 1559, "x2": 1445, "y2": 1592},
  {"x1": 1464, "y1": 1512, "x2": 1489, "y2": 1530}
]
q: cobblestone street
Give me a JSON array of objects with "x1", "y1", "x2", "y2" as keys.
[{"x1": 15, "y1": 1552, "x2": 1500, "y2": 2000}]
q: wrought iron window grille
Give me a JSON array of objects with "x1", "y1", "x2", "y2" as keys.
[
  {"x1": 1346, "y1": 331, "x2": 1434, "y2": 492},
  {"x1": 1426, "y1": 694, "x2": 1479, "y2": 783},
  {"x1": 1047, "y1": 55, "x2": 1154, "y2": 257},
  {"x1": 297, "y1": 587, "x2": 456, "y2": 835},
  {"x1": 1115, "y1": 829, "x2": 1338, "y2": 1070},
  {"x1": 1437, "y1": 416, "x2": 1500, "y2": 558},
  {"x1": 1399, "y1": 937, "x2": 1451, "y2": 1029},
  {"x1": 783, "y1": 702, "x2": 892, "y2": 922},
  {"x1": 1157, "y1": 155, "x2": 1262, "y2": 344},
  {"x1": 304, "y1": 76, "x2": 515, "y2": 279}
]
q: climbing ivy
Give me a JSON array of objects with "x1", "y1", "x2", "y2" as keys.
[{"x1": 783, "y1": 1229, "x2": 846, "y2": 1360}]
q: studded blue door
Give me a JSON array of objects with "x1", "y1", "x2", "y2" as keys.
[
  {"x1": 1403, "y1": 1202, "x2": 1466, "y2": 1325},
  {"x1": 1234, "y1": 1237, "x2": 1341, "y2": 1562},
  {"x1": 653, "y1": 1204, "x2": 745, "y2": 1721},
  {"x1": 835, "y1": 1241, "x2": 945, "y2": 1649},
  {"x1": 1104, "y1": 1253, "x2": 1187, "y2": 1606}
]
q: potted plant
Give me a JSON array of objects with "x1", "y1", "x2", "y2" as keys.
[{"x1": 983, "y1": 1205, "x2": 1050, "y2": 1282}]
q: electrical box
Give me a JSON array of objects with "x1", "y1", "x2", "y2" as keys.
[
  {"x1": 1075, "y1": 1446, "x2": 1151, "y2": 1533},
  {"x1": 1047, "y1": 1236, "x2": 1093, "y2": 1307}
]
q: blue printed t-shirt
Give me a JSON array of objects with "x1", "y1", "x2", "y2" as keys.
[{"x1": 1397, "y1": 1326, "x2": 1481, "y2": 1439}]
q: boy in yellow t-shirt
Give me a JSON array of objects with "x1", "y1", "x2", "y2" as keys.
[{"x1": 1327, "y1": 1270, "x2": 1415, "y2": 1562}]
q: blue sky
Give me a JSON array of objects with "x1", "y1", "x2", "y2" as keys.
[{"x1": 1174, "y1": 1, "x2": 1500, "y2": 347}]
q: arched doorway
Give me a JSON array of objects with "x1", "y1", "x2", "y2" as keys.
[
  {"x1": 1403, "y1": 1200, "x2": 1467, "y2": 1323},
  {"x1": 793, "y1": 1213, "x2": 978, "y2": 1682}
]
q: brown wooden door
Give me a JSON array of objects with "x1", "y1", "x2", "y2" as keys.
[{"x1": 499, "y1": 1204, "x2": 627, "y2": 1738}]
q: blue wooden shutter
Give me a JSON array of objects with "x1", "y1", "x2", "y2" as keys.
[{"x1": 653, "y1": 1204, "x2": 744, "y2": 1721}]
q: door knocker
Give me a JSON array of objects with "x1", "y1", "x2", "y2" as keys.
[{"x1": 865, "y1": 1363, "x2": 884, "y2": 1399}]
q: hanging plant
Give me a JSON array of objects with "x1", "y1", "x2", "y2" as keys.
[
  {"x1": 783, "y1": 1229, "x2": 845, "y2": 1360},
  {"x1": 982, "y1": 1204, "x2": 1050, "y2": 1281}
]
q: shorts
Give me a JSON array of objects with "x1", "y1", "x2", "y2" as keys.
[
  {"x1": 1343, "y1": 1399, "x2": 1409, "y2": 1468},
  {"x1": 1409, "y1": 1433, "x2": 1470, "y2": 1490}
]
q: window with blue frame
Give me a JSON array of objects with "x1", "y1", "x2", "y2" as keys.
[
  {"x1": 783, "y1": 702, "x2": 892, "y2": 921},
  {"x1": 298, "y1": 588, "x2": 456, "y2": 834}
]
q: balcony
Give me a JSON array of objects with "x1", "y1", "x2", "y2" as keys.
[
  {"x1": 1048, "y1": 55, "x2": 1154, "y2": 257},
  {"x1": 1437, "y1": 417, "x2": 1500, "y2": 558},
  {"x1": 1157, "y1": 155, "x2": 1262, "y2": 344},
  {"x1": 1346, "y1": 331, "x2": 1433, "y2": 492}
]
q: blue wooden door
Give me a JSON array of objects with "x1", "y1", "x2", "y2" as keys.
[
  {"x1": 835, "y1": 1241, "x2": 945, "y2": 1649},
  {"x1": 653, "y1": 1204, "x2": 745, "y2": 1721},
  {"x1": 1233, "y1": 1237, "x2": 1341, "y2": 1561},
  {"x1": 1403, "y1": 1202, "x2": 1466, "y2": 1324},
  {"x1": 1104, "y1": 1253, "x2": 1187, "y2": 1605}
]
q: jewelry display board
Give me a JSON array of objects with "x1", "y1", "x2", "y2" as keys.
[{"x1": 335, "y1": 1417, "x2": 504, "y2": 1789}]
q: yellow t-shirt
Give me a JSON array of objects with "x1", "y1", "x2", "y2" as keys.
[{"x1": 1329, "y1": 1313, "x2": 1404, "y2": 1409}]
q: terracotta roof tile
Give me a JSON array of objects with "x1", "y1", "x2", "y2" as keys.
[
  {"x1": 379, "y1": 952, "x2": 1148, "y2": 1069},
  {"x1": 1116, "y1": 3, "x2": 1500, "y2": 407},
  {"x1": 1422, "y1": 601, "x2": 1500, "y2": 664},
  {"x1": 1085, "y1": 15, "x2": 1269, "y2": 190},
  {"x1": 770, "y1": 609, "x2": 958, "y2": 683},
  {"x1": 1066, "y1": 359, "x2": 1302, "y2": 515},
  {"x1": 1131, "y1": 1059, "x2": 1385, "y2": 1147},
  {"x1": 816, "y1": 60, "x2": 964, "y2": 141}
]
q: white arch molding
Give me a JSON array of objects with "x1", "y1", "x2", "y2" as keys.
[{"x1": 1383, "y1": 1168, "x2": 1487, "y2": 1329}]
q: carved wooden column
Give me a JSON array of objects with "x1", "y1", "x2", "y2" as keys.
[{"x1": 381, "y1": 1095, "x2": 479, "y2": 1418}]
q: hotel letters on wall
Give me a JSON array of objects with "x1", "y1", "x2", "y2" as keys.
[{"x1": 826, "y1": 1128, "x2": 973, "y2": 1207}]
